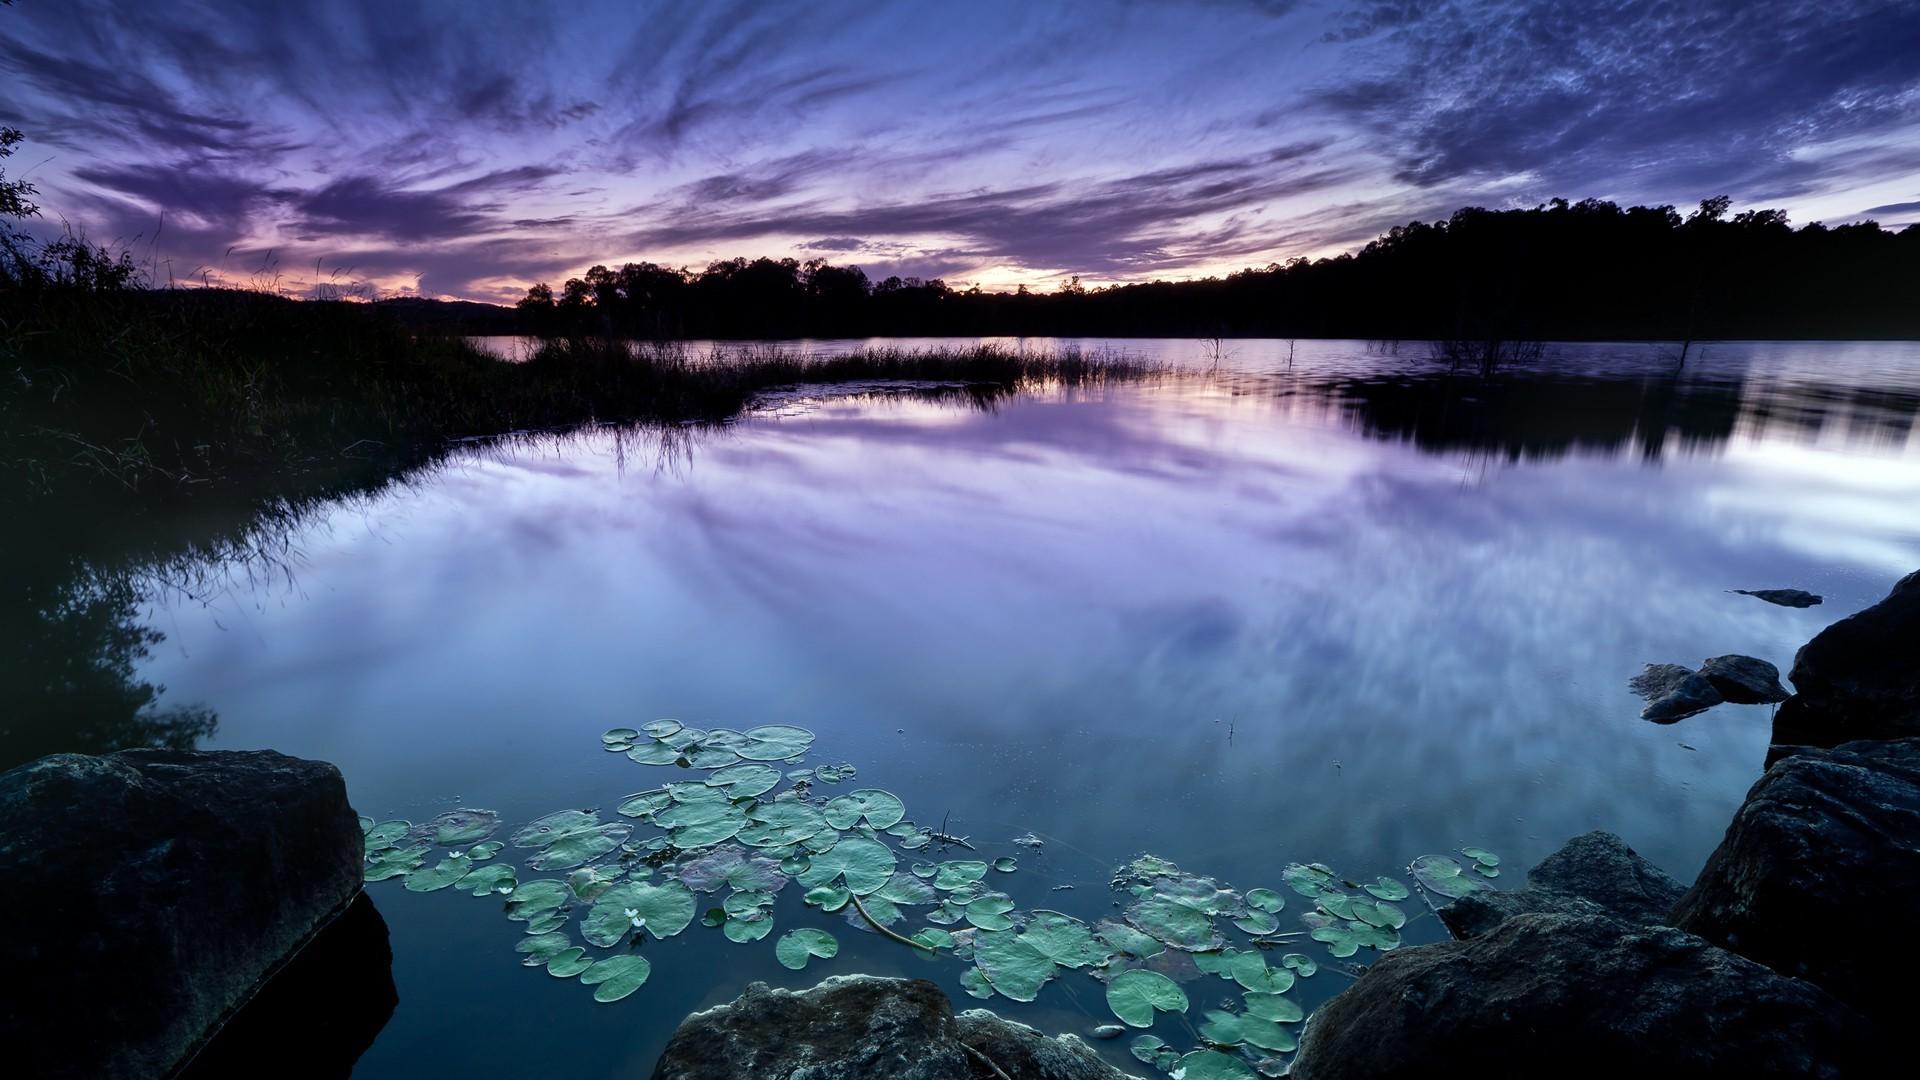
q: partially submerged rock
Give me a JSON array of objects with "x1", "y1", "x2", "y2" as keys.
[
  {"x1": 1732, "y1": 588, "x2": 1823, "y2": 608},
  {"x1": 0, "y1": 749, "x2": 367, "y2": 1080},
  {"x1": 1627, "y1": 663, "x2": 1694, "y2": 700},
  {"x1": 650, "y1": 974, "x2": 1137, "y2": 1079},
  {"x1": 1770, "y1": 570, "x2": 1920, "y2": 748},
  {"x1": 1439, "y1": 830, "x2": 1685, "y2": 939},
  {"x1": 1673, "y1": 737, "x2": 1920, "y2": 1028},
  {"x1": 1638, "y1": 670, "x2": 1723, "y2": 722},
  {"x1": 1289, "y1": 913, "x2": 1880, "y2": 1080},
  {"x1": 1698, "y1": 654, "x2": 1789, "y2": 704}
]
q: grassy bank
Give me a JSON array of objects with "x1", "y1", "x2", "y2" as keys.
[{"x1": 1, "y1": 286, "x2": 1158, "y2": 500}]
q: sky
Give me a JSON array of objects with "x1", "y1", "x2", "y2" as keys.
[{"x1": 3, "y1": 0, "x2": 1919, "y2": 302}]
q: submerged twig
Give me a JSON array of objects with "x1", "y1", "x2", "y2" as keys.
[{"x1": 848, "y1": 891, "x2": 937, "y2": 953}]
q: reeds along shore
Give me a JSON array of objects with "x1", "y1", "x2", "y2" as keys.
[{"x1": 0, "y1": 285, "x2": 1160, "y2": 500}]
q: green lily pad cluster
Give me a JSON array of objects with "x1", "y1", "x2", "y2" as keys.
[{"x1": 363, "y1": 720, "x2": 1509, "y2": 1077}]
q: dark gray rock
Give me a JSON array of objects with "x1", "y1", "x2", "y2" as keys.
[
  {"x1": 1439, "y1": 830, "x2": 1685, "y2": 939},
  {"x1": 1673, "y1": 737, "x2": 1920, "y2": 1028},
  {"x1": 1733, "y1": 588, "x2": 1823, "y2": 608},
  {"x1": 1699, "y1": 654, "x2": 1789, "y2": 704},
  {"x1": 1773, "y1": 569, "x2": 1920, "y2": 747},
  {"x1": 1640, "y1": 670, "x2": 1723, "y2": 722},
  {"x1": 651, "y1": 975, "x2": 1139, "y2": 1080},
  {"x1": 1628, "y1": 662, "x2": 1694, "y2": 700},
  {"x1": 0, "y1": 749, "x2": 366, "y2": 1080},
  {"x1": 1289, "y1": 913, "x2": 1882, "y2": 1080}
]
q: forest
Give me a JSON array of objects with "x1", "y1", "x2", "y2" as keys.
[{"x1": 510, "y1": 196, "x2": 1920, "y2": 341}]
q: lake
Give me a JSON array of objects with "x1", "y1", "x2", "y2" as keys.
[{"x1": 69, "y1": 339, "x2": 1920, "y2": 1074}]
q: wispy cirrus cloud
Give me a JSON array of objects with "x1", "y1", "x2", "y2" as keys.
[{"x1": 1, "y1": 0, "x2": 1915, "y2": 300}]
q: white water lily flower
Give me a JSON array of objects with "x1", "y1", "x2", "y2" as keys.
[{"x1": 625, "y1": 907, "x2": 643, "y2": 928}]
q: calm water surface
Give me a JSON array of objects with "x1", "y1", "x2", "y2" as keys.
[{"x1": 121, "y1": 339, "x2": 1920, "y2": 1075}]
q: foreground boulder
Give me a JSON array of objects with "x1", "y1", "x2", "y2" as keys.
[
  {"x1": 0, "y1": 749, "x2": 367, "y2": 1079},
  {"x1": 1673, "y1": 737, "x2": 1920, "y2": 1028},
  {"x1": 1439, "y1": 830, "x2": 1684, "y2": 939},
  {"x1": 651, "y1": 974, "x2": 1137, "y2": 1079},
  {"x1": 1289, "y1": 913, "x2": 1881, "y2": 1080},
  {"x1": 1773, "y1": 569, "x2": 1920, "y2": 747}
]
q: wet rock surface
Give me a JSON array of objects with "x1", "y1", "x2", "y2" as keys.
[
  {"x1": 1439, "y1": 830, "x2": 1685, "y2": 939},
  {"x1": 650, "y1": 974, "x2": 1139, "y2": 1079},
  {"x1": 1674, "y1": 737, "x2": 1920, "y2": 1028},
  {"x1": 1699, "y1": 654, "x2": 1789, "y2": 704},
  {"x1": 1773, "y1": 569, "x2": 1920, "y2": 747},
  {"x1": 1638, "y1": 670, "x2": 1723, "y2": 721},
  {"x1": 1289, "y1": 913, "x2": 1882, "y2": 1080},
  {"x1": 0, "y1": 748, "x2": 366, "y2": 1080},
  {"x1": 1733, "y1": 587, "x2": 1823, "y2": 607}
]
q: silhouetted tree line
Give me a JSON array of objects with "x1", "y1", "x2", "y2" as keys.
[{"x1": 513, "y1": 197, "x2": 1920, "y2": 340}]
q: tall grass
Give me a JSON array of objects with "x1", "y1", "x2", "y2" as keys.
[{"x1": 1, "y1": 287, "x2": 1159, "y2": 498}]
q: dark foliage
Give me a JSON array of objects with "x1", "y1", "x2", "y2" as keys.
[{"x1": 509, "y1": 198, "x2": 1920, "y2": 341}]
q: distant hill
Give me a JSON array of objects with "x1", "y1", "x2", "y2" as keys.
[{"x1": 373, "y1": 296, "x2": 518, "y2": 332}]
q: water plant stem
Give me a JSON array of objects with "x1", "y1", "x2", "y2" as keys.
[{"x1": 847, "y1": 891, "x2": 937, "y2": 953}]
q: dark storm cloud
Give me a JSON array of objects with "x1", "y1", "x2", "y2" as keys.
[
  {"x1": 1318, "y1": 0, "x2": 1920, "y2": 200},
  {"x1": 1860, "y1": 200, "x2": 1920, "y2": 218}
]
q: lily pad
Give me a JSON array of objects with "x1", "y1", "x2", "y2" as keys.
[
  {"x1": 797, "y1": 836, "x2": 896, "y2": 895},
  {"x1": 504, "y1": 879, "x2": 570, "y2": 921},
  {"x1": 511, "y1": 810, "x2": 599, "y2": 848},
  {"x1": 1172, "y1": 1051, "x2": 1258, "y2": 1080},
  {"x1": 723, "y1": 913, "x2": 775, "y2": 943},
  {"x1": 965, "y1": 894, "x2": 1017, "y2": 931},
  {"x1": 642, "y1": 719, "x2": 684, "y2": 739},
  {"x1": 1227, "y1": 951, "x2": 1294, "y2": 993},
  {"x1": 547, "y1": 948, "x2": 593, "y2": 977},
  {"x1": 1245, "y1": 888, "x2": 1285, "y2": 913},
  {"x1": 430, "y1": 808, "x2": 499, "y2": 846},
  {"x1": 1232, "y1": 911, "x2": 1280, "y2": 935},
  {"x1": 1363, "y1": 876, "x2": 1410, "y2": 901},
  {"x1": 1282, "y1": 862, "x2": 1335, "y2": 897},
  {"x1": 1242, "y1": 992, "x2": 1304, "y2": 1023},
  {"x1": 739, "y1": 724, "x2": 816, "y2": 761},
  {"x1": 584, "y1": 881, "x2": 696, "y2": 946},
  {"x1": 993, "y1": 857, "x2": 1018, "y2": 873},
  {"x1": 1018, "y1": 911, "x2": 1110, "y2": 969},
  {"x1": 364, "y1": 843, "x2": 428, "y2": 882},
  {"x1": 528, "y1": 822, "x2": 632, "y2": 870},
  {"x1": 814, "y1": 762, "x2": 856, "y2": 783},
  {"x1": 1096, "y1": 921, "x2": 1165, "y2": 959},
  {"x1": 364, "y1": 820, "x2": 410, "y2": 852},
  {"x1": 617, "y1": 790, "x2": 674, "y2": 819},
  {"x1": 1132, "y1": 1035, "x2": 1180, "y2": 1071},
  {"x1": 1280, "y1": 953, "x2": 1317, "y2": 977},
  {"x1": 958, "y1": 966, "x2": 996, "y2": 1000},
  {"x1": 822, "y1": 789, "x2": 906, "y2": 831},
  {"x1": 403, "y1": 855, "x2": 472, "y2": 892},
  {"x1": 569, "y1": 866, "x2": 623, "y2": 901},
  {"x1": 654, "y1": 790, "x2": 747, "y2": 850},
  {"x1": 1461, "y1": 846, "x2": 1501, "y2": 867},
  {"x1": 1199, "y1": 1009, "x2": 1297, "y2": 1052},
  {"x1": 705, "y1": 763, "x2": 783, "y2": 799},
  {"x1": 911, "y1": 927, "x2": 955, "y2": 950},
  {"x1": 933, "y1": 860, "x2": 989, "y2": 891},
  {"x1": 626, "y1": 741, "x2": 682, "y2": 765},
  {"x1": 457, "y1": 863, "x2": 517, "y2": 896},
  {"x1": 515, "y1": 932, "x2": 573, "y2": 964},
  {"x1": 1126, "y1": 897, "x2": 1217, "y2": 950},
  {"x1": 1410, "y1": 855, "x2": 1489, "y2": 899},
  {"x1": 804, "y1": 884, "x2": 851, "y2": 911},
  {"x1": 1350, "y1": 899, "x2": 1406, "y2": 930},
  {"x1": 466, "y1": 841, "x2": 504, "y2": 861},
  {"x1": 1105, "y1": 969, "x2": 1188, "y2": 1028},
  {"x1": 875, "y1": 871, "x2": 940, "y2": 907},
  {"x1": 602, "y1": 727, "x2": 640, "y2": 749},
  {"x1": 775, "y1": 928, "x2": 839, "y2": 970},
  {"x1": 971, "y1": 929, "x2": 1059, "y2": 1002},
  {"x1": 738, "y1": 799, "x2": 832, "y2": 848},
  {"x1": 579, "y1": 954, "x2": 651, "y2": 1002}
]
